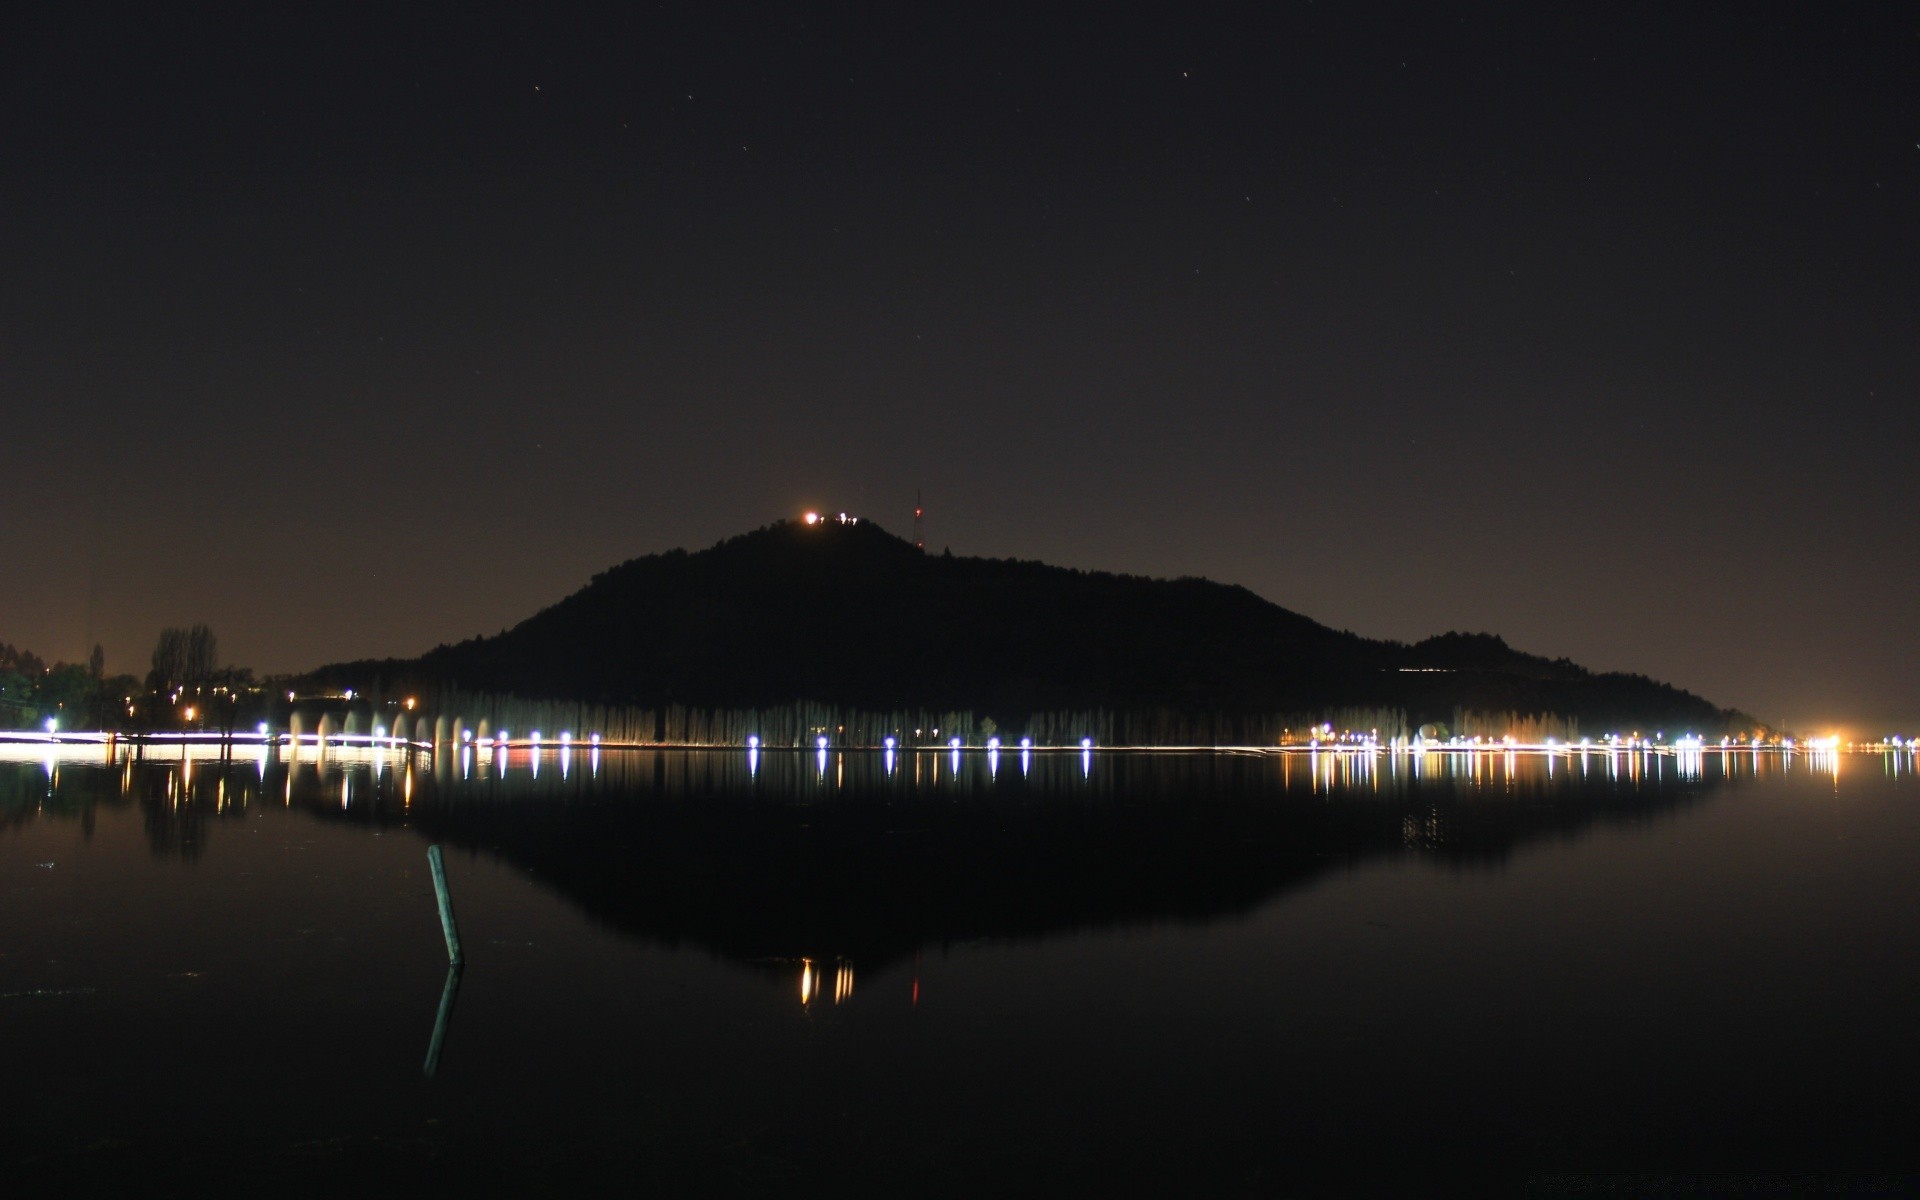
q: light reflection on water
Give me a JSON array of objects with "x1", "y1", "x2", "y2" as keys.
[
  {"x1": 0, "y1": 739, "x2": 1897, "y2": 814},
  {"x1": 3, "y1": 742, "x2": 1920, "y2": 1188},
  {"x1": 1, "y1": 734, "x2": 1897, "y2": 914},
  {"x1": 1, "y1": 739, "x2": 1893, "y2": 893}
]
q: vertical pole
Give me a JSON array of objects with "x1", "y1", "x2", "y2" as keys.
[
  {"x1": 428, "y1": 845, "x2": 463, "y2": 966},
  {"x1": 423, "y1": 964, "x2": 462, "y2": 1079}
]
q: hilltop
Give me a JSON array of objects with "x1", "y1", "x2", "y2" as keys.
[{"x1": 308, "y1": 516, "x2": 1754, "y2": 739}]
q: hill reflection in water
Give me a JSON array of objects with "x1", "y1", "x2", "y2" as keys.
[
  {"x1": 7, "y1": 742, "x2": 1910, "y2": 1189},
  {"x1": 7, "y1": 740, "x2": 1789, "y2": 979}
]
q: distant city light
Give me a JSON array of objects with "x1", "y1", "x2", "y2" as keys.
[
  {"x1": 883, "y1": 736, "x2": 895, "y2": 749},
  {"x1": 1080, "y1": 737, "x2": 1093, "y2": 750},
  {"x1": 804, "y1": 511, "x2": 821, "y2": 525},
  {"x1": 950, "y1": 737, "x2": 962, "y2": 749},
  {"x1": 816, "y1": 735, "x2": 829, "y2": 749},
  {"x1": 747, "y1": 735, "x2": 759, "y2": 748}
]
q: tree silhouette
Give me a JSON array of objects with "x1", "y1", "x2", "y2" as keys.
[{"x1": 149, "y1": 624, "x2": 217, "y2": 692}]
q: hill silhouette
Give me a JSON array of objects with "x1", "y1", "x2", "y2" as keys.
[{"x1": 311, "y1": 517, "x2": 1752, "y2": 737}]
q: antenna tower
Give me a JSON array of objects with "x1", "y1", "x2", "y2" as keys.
[{"x1": 914, "y1": 490, "x2": 924, "y2": 551}]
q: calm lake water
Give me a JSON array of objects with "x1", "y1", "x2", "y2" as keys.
[{"x1": 3, "y1": 742, "x2": 1917, "y2": 1195}]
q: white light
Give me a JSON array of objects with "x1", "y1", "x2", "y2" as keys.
[
  {"x1": 258, "y1": 723, "x2": 269, "y2": 737},
  {"x1": 747, "y1": 735, "x2": 759, "y2": 748},
  {"x1": 560, "y1": 731, "x2": 571, "y2": 743},
  {"x1": 44, "y1": 717, "x2": 57, "y2": 734},
  {"x1": 531, "y1": 730, "x2": 541, "y2": 743},
  {"x1": 883, "y1": 736, "x2": 895, "y2": 749},
  {"x1": 1080, "y1": 737, "x2": 1093, "y2": 750},
  {"x1": 1020, "y1": 737, "x2": 1032, "y2": 748},
  {"x1": 816, "y1": 735, "x2": 828, "y2": 749},
  {"x1": 950, "y1": 737, "x2": 962, "y2": 749},
  {"x1": 986, "y1": 736, "x2": 1000, "y2": 751}
]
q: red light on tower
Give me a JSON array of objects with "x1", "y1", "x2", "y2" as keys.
[{"x1": 914, "y1": 490, "x2": 924, "y2": 550}]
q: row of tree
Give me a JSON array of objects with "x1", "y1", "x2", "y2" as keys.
[
  {"x1": 0, "y1": 639, "x2": 132, "y2": 730},
  {"x1": 332, "y1": 685, "x2": 1599, "y2": 749},
  {"x1": 1, "y1": 625, "x2": 261, "y2": 733},
  {"x1": 6, "y1": 622, "x2": 1722, "y2": 746}
]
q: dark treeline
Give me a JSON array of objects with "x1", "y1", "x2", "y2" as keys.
[
  {"x1": 0, "y1": 638, "x2": 139, "y2": 731},
  {"x1": 1, "y1": 627, "x2": 272, "y2": 735},
  {"x1": 301, "y1": 518, "x2": 1766, "y2": 742},
  {"x1": 336, "y1": 684, "x2": 1613, "y2": 748}
]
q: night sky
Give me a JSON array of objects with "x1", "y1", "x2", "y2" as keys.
[{"x1": 4, "y1": 2, "x2": 1914, "y2": 734}]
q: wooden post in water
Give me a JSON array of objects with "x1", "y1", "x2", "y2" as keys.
[
  {"x1": 423, "y1": 963, "x2": 462, "y2": 1079},
  {"x1": 427, "y1": 845, "x2": 463, "y2": 966}
]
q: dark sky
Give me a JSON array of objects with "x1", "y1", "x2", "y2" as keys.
[{"x1": 4, "y1": 2, "x2": 1914, "y2": 734}]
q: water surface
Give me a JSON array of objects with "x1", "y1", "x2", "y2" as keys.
[{"x1": 3, "y1": 743, "x2": 1916, "y2": 1193}]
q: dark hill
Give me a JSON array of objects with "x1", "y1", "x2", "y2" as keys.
[{"x1": 313, "y1": 517, "x2": 1752, "y2": 736}]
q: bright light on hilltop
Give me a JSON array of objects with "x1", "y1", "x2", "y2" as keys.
[{"x1": 803, "y1": 511, "x2": 821, "y2": 525}]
